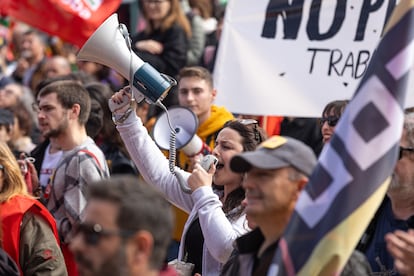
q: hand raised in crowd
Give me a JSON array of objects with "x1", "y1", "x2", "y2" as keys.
[
  {"x1": 17, "y1": 154, "x2": 39, "y2": 196},
  {"x1": 187, "y1": 161, "x2": 215, "y2": 193},
  {"x1": 26, "y1": 159, "x2": 40, "y2": 197},
  {"x1": 135, "y1": 39, "x2": 164, "y2": 54},
  {"x1": 385, "y1": 229, "x2": 414, "y2": 276},
  {"x1": 110, "y1": 87, "x2": 133, "y2": 114},
  {"x1": 13, "y1": 57, "x2": 30, "y2": 78}
]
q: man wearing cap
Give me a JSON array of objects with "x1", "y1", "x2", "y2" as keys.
[{"x1": 220, "y1": 135, "x2": 317, "y2": 276}]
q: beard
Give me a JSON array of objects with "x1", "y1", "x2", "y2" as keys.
[
  {"x1": 389, "y1": 173, "x2": 400, "y2": 192},
  {"x1": 388, "y1": 171, "x2": 414, "y2": 197},
  {"x1": 42, "y1": 117, "x2": 68, "y2": 138},
  {"x1": 97, "y1": 245, "x2": 129, "y2": 276},
  {"x1": 76, "y1": 243, "x2": 129, "y2": 276}
]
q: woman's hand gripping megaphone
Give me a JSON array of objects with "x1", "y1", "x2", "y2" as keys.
[
  {"x1": 109, "y1": 87, "x2": 133, "y2": 113},
  {"x1": 109, "y1": 87, "x2": 136, "y2": 125}
]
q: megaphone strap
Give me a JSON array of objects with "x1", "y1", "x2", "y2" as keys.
[{"x1": 112, "y1": 107, "x2": 134, "y2": 125}]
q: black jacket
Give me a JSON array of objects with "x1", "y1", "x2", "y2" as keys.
[
  {"x1": 0, "y1": 248, "x2": 19, "y2": 276},
  {"x1": 132, "y1": 23, "x2": 189, "y2": 78}
]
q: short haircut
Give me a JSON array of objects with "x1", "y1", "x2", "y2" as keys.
[
  {"x1": 178, "y1": 66, "x2": 214, "y2": 89},
  {"x1": 23, "y1": 28, "x2": 47, "y2": 45},
  {"x1": 87, "y1": 176, "x2": 173, "y2": 270},
  {"x1": 37, "y1": 80, "x2": 91, "y2": 125}
]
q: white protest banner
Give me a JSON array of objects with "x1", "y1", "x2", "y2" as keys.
[{"x1": 214, "y1": 0, "x2": 414, "y2": 117}]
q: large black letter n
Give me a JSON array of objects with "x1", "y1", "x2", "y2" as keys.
[{"x1": 261, "y1": 0, "x2": 304, "y2": 39}]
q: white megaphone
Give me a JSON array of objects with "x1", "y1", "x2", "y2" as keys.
[
  {"x1": 152, "y1": 106, "x2": 211, "y2": 157},
  {"x1": 77, "y1": 13, "x2": 176, "y2": 104}
]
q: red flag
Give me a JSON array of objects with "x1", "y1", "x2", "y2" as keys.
[{"x1": 0, "y1": 0, "x2": 122, "y2": 48}]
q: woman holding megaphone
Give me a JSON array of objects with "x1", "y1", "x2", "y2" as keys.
[{"x1": 110, "y1": 87, "x2": 266, "y2": 276}]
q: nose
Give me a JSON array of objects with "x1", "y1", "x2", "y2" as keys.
[
  {"x1": 321, "y1": 120, "x2": 330, "y2": 132},
  {"x1": 241, "y1": 173, "x2": 252, "y2": 189},
  {"x1": 212, "y1": 146, "x2": 219, "y2": 156},
  {"x1": 37, "y1": 110, "x2": 46, "y2": 120},
  {"x1": 184, "y1": 91, "x2": 195, "y2": 102}
]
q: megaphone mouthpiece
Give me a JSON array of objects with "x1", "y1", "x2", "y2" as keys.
[{"x1": 153, "y1": 106, "x2": 207, "y2": 157}]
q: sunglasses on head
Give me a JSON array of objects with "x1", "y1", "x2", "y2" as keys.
[
  {"x1": 225, "y1": 119, "x2": 263, "y2": 144},
  {"x1": 399, "y1": 146, "x2": 414, "y2": 160},
  {"x1": 319, "y1": 116, "x2": 340, "y2": 127},
  {"x1": 74, "y1": 223, "x2": 134, "y2": 246}
]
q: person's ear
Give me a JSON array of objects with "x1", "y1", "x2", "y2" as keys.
[
  {"x1": 211, "y1": 88, "x2": 217, "y2": 101},
  {"x1": 293, "y1": 176, "x2": 308, "y2": 201},
  {"x1": 129, "y1": 230, "x2": 154, "y2": 266},
  {"x1": 70, "y1": 103, "x2": 81, "y2": 119},
  {"x1": 297, "y1": 176, "x2": 308, "y2": 192}
]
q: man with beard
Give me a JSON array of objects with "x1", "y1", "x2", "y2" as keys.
[
  {"x1": 69, "y1": 176, "x2": 174, "y2": 276},
  {"x1": 35, "y1": 80, "x2": 109, "y2": 275},
  {"x1": 357, "y1": 111, "x2": 414, "y2": 275}
]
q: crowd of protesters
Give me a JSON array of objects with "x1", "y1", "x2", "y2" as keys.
[{"x1": 0, "y1": 0, "x2": 413, "y2": 275}]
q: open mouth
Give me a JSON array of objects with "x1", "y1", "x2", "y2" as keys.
[{"x1": 216, "y1": 163, "x2": 224, "y2": 170}]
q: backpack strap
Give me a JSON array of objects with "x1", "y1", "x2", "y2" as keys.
[
  {"x1": 78, "y1": 149, "x2": 102, "y2": 170},
  {"x1": 43, "y1": 148, "x2": 106, "y2": 207}
]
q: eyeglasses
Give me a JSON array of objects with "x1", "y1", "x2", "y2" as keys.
[
  {"x1": 74, "y1": 223, "x2": 135, "y2": 246},
  {"x1": 0, "y1": 165, "x2": 3, "y2": 170},
  {"x1": 399, "y1": 146, "x2": 414, "y2": 160},
  {"x1": 225, "y1": 119, "x2": 263, "y2": 144},
  {"x1": 319, "y1": 116, "x2": 340, "y2": 127},
  {"x1": 237, "y1": 119, "x2": 258, "y2": 126}
]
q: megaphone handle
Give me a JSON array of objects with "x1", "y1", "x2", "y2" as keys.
[
  {"x1": 175, "y1": 170, "x2": 192, "y2": 194},
  {"x1": 160, "y1": 73, "x2": 178, "y2": 86}
]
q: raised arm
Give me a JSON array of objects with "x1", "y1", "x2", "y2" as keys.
[{"x1": 111, "y1": 89, "x2": 194, "y2": 213}]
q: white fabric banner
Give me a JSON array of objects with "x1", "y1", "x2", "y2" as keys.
[{"x1": 214, "y1": 0, "x2": 414, "y2": 117}]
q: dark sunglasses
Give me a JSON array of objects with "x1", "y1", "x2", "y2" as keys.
[
  {"x1": 399, "y1": 146, "x2": 414, "y2": 160},
  {"x1": 319, "y1": 116, "x2": 340, "y2": 127},
  {"x1": 74, "y1": 223, "x2": 134, "y2": 246}
]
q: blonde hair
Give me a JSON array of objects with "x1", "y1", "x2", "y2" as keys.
[{"x1": 0, "y1": 142, "x2": 30, "y2": 202}]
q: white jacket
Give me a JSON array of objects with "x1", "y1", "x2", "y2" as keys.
[{"x1": 117, "y1": 115, "x2": 249, "y2": 276}]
